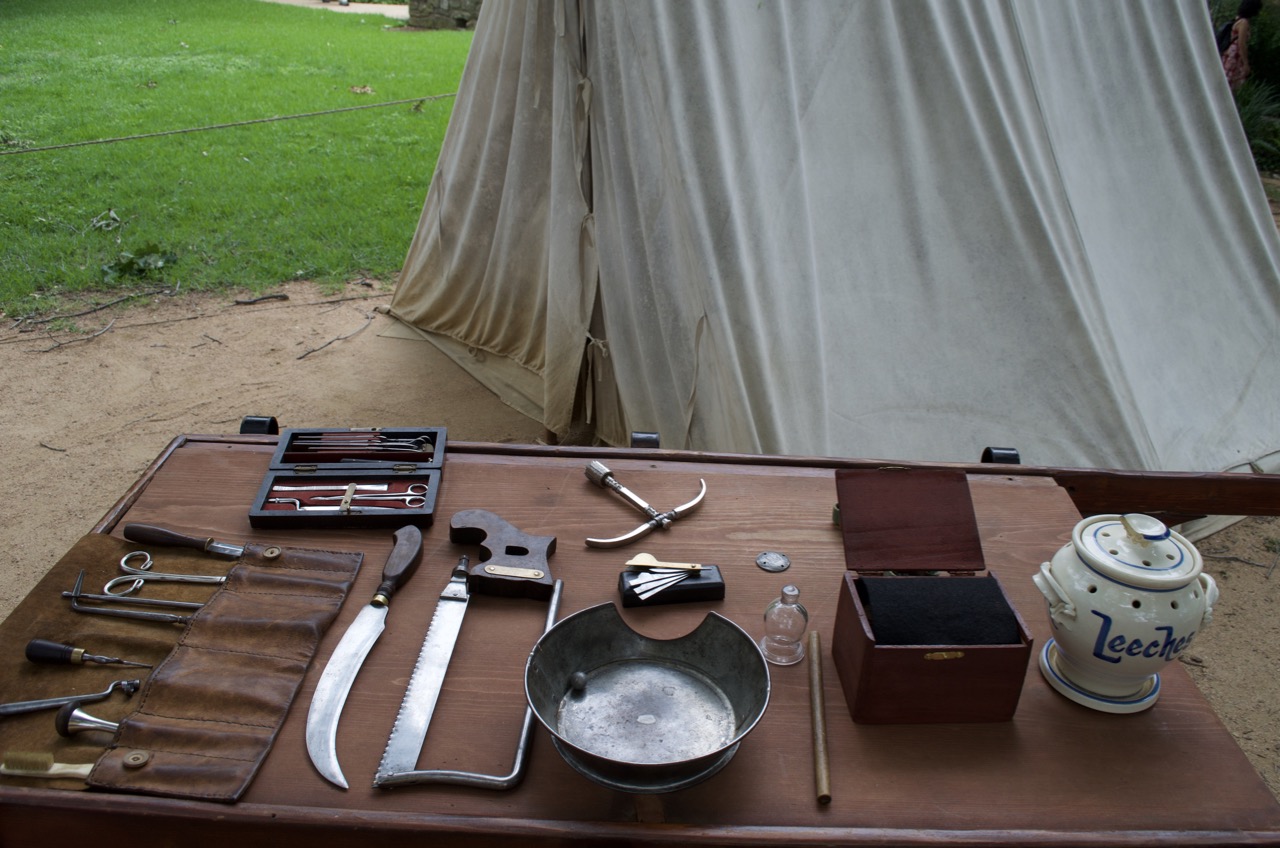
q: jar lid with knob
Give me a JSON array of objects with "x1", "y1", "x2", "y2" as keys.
[{"x1": 1071, "y1": 513, "x2": 1203, "y2": 591}]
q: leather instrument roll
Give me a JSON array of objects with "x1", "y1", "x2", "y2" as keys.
[{"x1": 0, "y1": 532, "x2": 361, "y2": 803}]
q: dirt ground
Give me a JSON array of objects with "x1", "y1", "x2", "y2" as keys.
[
  {"x1": 1, "y1": 281, "x2": 1277, "y2": 802},
  {"x1": 0, "y1": 280, "x2": 547, "y2": 610}
]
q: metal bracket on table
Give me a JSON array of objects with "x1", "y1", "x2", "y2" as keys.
[
  {"x1": 981, "y1": 446, "x2": 1021, "y2": 464},
  {"x1": 239, "y1": 415, "x2": 280, "y2": 435}
]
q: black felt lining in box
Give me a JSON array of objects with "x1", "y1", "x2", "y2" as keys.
[{"x1": 856, "y1": 574, "x2": 1021, "y2": 646}]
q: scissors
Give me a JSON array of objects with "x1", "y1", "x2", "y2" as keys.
[
  {"x1": 103, "y1": 551, "x2": 228, "y2": 597},
  {"x1": 309, "y1": 493, "x2": 428, "y2": 507}
]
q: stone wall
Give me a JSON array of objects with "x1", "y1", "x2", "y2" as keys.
[{"x1": 408, "y1": 0, "x2": 482, "y2": 29}]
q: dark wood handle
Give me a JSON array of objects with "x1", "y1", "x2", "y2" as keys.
[
  {"x1": 123, "y1": 523, "x2": 214, "y2": 551},
  {"x1": 374, "y1": 525, "x2": 423, "y2": 603},
  {"x1": 25, "y1": 639, "x2": 80, "y2": 665}
]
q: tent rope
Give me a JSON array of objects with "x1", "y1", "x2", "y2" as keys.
[{"x1": 0, "y1": 93, "x2": 456, "y2": 157}]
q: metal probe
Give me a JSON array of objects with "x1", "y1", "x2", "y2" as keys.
[
  {"x1": 25, "y1": 638, "x2": 152, "y2": 669},
  {"x1": 0, "y1": 679, "x2": 141, "y2": 718}
]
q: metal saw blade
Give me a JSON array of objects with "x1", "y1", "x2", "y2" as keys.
[{"x1": 375, "y1": 571, "x2": 470, "y2": 784}]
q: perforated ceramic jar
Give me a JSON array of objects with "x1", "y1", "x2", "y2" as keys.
[{"x1": 1033, "y1": 513, "x2": 1218, "y2": 713}]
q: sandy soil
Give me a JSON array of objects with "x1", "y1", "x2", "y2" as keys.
[
  {"x1": 1, "y1": 282, "x2": 1277, "y2": 802},
  {"x1": 0, "y1": 280, "x2": 547, "y2": 616}
]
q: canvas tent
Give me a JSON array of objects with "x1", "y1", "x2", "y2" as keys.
[{"x1": 389, "y1": 0, "x2": 1280, "y2": 475}]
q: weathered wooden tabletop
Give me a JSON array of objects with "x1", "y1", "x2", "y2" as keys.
[{"x1": 1, "y1": 435, "x2": 1277, "y2": 847}]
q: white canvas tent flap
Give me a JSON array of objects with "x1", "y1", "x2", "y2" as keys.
[{"x1": 390, "y1": 0, "x2": 1280, "y2": 474}]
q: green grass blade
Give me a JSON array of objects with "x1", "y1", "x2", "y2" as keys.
[{"x1": 0, "y1": 0, "x2": 471, "y2": 316}]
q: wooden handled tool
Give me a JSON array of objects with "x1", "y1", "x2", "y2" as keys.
[{"x1": 123, "y1": 523, "x2": 244, "y2": 557}]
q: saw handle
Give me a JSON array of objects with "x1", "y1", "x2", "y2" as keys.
[
  {"x1": 448, "y1": 509, "x2": 556, "y2": 601},
  {"x1": 374, "y1": 525, "x2": 424, "y2": 604}
]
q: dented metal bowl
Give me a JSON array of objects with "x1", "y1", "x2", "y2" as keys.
[{"x1": 524, "y1": 603, "x2": 770, "y2": 793}]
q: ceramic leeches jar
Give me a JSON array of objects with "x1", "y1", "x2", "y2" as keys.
[{"x1": 1033, "y1": 513, "x2": 1218, "y2": 714}]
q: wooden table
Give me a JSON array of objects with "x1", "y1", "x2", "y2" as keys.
[{"x1": 2, "y1": 435, "x2": 1278, "y2": 846}]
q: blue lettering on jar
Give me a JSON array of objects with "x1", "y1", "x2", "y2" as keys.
[{"x1": 1091, "y1": 612, "x2": 1196, "y2": 664}]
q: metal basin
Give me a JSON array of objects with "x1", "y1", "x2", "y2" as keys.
[{"x1": 525, "y1": 603, "x2": 770, "y2": 793}]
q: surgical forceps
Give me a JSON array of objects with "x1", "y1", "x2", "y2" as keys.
[
  {"x1": 272, "y1": 482, "x2": 429, "y2": 495},
  {"x1": 103, "y1": 551, "x2": 228, "y2": 597}
]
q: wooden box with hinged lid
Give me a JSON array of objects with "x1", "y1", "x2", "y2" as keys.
[
  {"x1": 247, "y1": 427, "x2": 445, "y2": 529},
  {"x1": 830, "y1": 468, "x2": 1033, "y2": 723}
]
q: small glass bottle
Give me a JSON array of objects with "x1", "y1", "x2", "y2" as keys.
[{"x1": 759, "y1": 584, "x2": 808, "y2": 665}]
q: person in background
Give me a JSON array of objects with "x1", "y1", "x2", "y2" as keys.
[{"x1": 1223, "y1": 0, "x2": 1264, "y2": 92}]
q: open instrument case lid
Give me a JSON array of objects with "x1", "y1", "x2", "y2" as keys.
[{"x1": 835, "y1": 467, "x2": 987, "y2": 574}]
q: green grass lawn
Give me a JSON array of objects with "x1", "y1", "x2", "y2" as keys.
[{"x1": 0, "y1": 0, "x2": 471, "y2": 317}]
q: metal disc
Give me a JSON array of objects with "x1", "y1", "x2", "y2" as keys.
[
  {"x1": 755, "y1": 551, "x2": 791, "y2": 573},
  {"x1": 555, "y1": 660, "x2": 736, "y2": 765}
]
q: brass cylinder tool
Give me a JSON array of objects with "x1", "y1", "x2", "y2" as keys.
[
  {"x1": 583, "y1": 461, "x2": 708, "y2": 548},
  {"x1": 809, "y1": 631, "x2": 831, "y2": 805}
]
